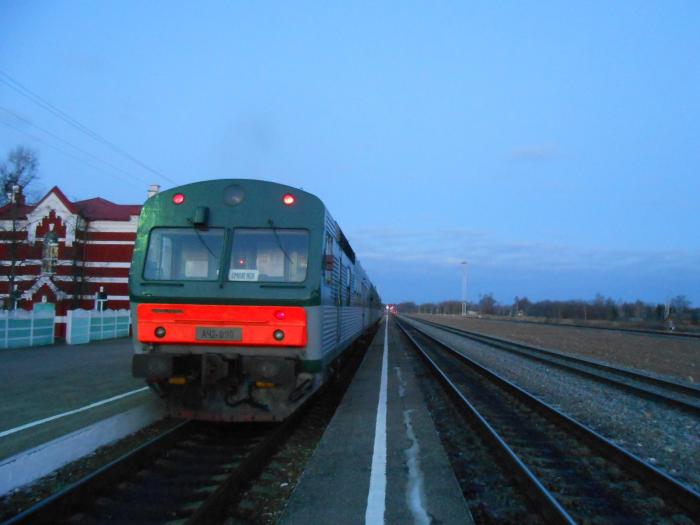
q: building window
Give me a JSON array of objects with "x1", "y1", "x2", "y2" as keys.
[
  {"x1": 95, "y1": 287, "x2": 107, "y2": 311},
  {"x1": 42, "y1": 233, "x2": 59, "y2": 274}
]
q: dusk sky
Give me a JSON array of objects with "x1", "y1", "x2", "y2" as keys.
[{"x1": 1, "y1": 2, "x2": 698, "y2": 305}]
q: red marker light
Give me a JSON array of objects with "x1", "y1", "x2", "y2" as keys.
[
  {"x1": 173, "y1": 193, "x2": 185, "y2": 205},
  {"x1": 282, "y1": 193, "x2": 296, "y2": 206},
  {"x1": 274, "y1": 310, "x2": 286, "y2": 320}
]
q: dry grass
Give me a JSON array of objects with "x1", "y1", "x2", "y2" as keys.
[{"x1": 414, "y1": 314, "x2": 700, "y2": 383}]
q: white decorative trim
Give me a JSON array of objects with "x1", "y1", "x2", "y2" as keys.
[
  {"x1": 0, "y1": 260, "x2": 131, "y2": 268},
  {"x1": 0, "y1": 259, "x2": 41, "y2": 266},
  {"x1": 0, "y1": 220, "x2": 27, "y2": 230},
  {"x1": 85, "y1": 240, "x2": 135, "y2": 245},
  {"x1": 88, "y1": 217, "x2": 139, "y2": 232},
  {"x1": 83, "y1": 262, "x2": 131, "y2": 268},
  {"x1": 26, "y1": 192, "x2": 79, "y2": 246},
  {"x1": 0, "y1": 276, "x2": 129, "y2": 283},
  {"x1": 53, "y1": 276, "x2": 128, "y2": 283},
  {"x1": 77, "y1": 295, "x2": 130, "y2": 301},
  {"x1": 23, "y1": 275, "x2": 68, "y2": 300}
]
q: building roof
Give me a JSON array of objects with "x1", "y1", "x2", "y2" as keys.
[
  {"x1": 0, "y1": 202, "x2": 33, "y2": 220},
  {"x1": 0, "y1": 186, "x2": 141, "y2": 221},
  {"x1": 73, "y1": 197, "x2": 142, "y2": 221},
  {"x1": 40, "y1": 186, "x2": 79, "y2": 214}
]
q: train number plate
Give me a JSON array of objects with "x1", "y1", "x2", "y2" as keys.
[{"x1": 195, "y1": 327, "x2": 242, "y2": 341}]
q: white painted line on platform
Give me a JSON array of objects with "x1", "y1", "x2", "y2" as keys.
[
  {"x1": 0, "y1": 387, "x2": 150, "y2": 439},
  {"x1": 365, "y1": 317, "x2": 389, "y2": 524},
  {"x1": 0, "y1": 397, "x2": 166, "y2": 496}
]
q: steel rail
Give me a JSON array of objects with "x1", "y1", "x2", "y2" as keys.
[
  {"x1": 397, "y1": 317, "x2": 700, "y2": 520},
  {"x1": 5, "y1": 414, "x2": 306, "y2": 525},
  {"x1": 3, "y1": 419, "x2": 194, "y2": 525},
  {"x1": 396, "y1": 320, "x2": 577, "y2": 525},
  {"x1": 410, "y1": 316, "x2": 700, "y2": 415},
  {"x1": 186, "y1": 398, "x2": 313, "y2": 523}
]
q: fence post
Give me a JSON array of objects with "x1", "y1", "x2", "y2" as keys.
[{"x1": 66, "y1": 310, "x2": 73, "y2": 345}]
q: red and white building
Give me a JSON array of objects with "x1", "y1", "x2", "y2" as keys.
[{"x1": 0, "y1": 186, "x2": 144, "y2": 338}]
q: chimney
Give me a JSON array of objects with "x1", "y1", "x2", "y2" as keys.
[
  {"x1": 147, "y1": 184, "x2": 160, "y2": 199},
  {"x1": 8, "y1": 185, "x2": 25, "y2": 205}
]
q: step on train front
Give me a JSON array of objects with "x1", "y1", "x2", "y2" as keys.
[{"x1": 129, "y1": 179, "x2": 382, "y2": 422}]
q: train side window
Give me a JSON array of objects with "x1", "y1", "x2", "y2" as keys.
[{"x1": 324, "y1": 233, "x2": 334, "y2": 283}]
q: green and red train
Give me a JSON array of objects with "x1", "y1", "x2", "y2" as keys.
[{"x1": 129, "y1": 179, "x2": 381, "y2": 421}]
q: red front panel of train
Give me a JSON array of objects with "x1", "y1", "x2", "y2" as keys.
[{"x1": 137, "y1": 304, "x2": 307, "y2": 347}]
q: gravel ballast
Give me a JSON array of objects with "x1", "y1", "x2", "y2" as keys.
[{"x1": 404, "y1": 317, "x2": 700, "y2": 493}]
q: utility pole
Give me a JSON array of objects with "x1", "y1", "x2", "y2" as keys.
[{"x1": 461, "y1": 261, "x2": 468, "y2": 316}]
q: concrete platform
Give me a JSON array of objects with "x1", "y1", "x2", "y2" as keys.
[
  {"x1": 282, "y1": 316, "x2": 473, "y2": 524},
  {"x1": 0, "y1": 337, "x2": 158, "y2": 461}
]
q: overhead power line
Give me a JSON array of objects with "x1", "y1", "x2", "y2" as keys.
[
  {"x1": 0, "y1": 118, "x2": 143, "y2": 192},
  {"x1": 0, "y1": 69, "x2": 178, "y2": 185},
  {"x1": 0, "y1": 106, "x2": 149, "y2": 187}
]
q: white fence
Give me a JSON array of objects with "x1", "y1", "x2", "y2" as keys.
[
  {"x1": 66, "y1": 309, "x2": 131, "y2": 345},
  {"x1": 0, "y1": 307, "x2": 55, "y2": 349}
]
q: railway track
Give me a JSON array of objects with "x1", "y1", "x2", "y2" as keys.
[
  {"x1": 408, "y1": 316, "x2": 700, "y2": 416},
  {"x1": 396, "y1": 317, "x2": 700, "y2": 524},
  {"x1": 4, "y1": 328, "x2": 376, "y2": 525},
  {"x1": 4, "y1": 419, "x2": 292, "y2": 525}
]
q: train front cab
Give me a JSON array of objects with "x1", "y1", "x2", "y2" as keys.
[
  {"x1": 129, "y1": 179, "x2": 379, "y2": 422},
  {"x1": 130, "y1": 181, "x2": 328, "y2": 421}
]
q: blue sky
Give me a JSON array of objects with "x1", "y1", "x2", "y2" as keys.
[{"x1": 1, "y1": 2, "x2": 698, "y2": 305}]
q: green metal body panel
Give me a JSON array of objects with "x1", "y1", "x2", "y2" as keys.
[{"x1": 129, "y1": 179, "x2": 325, "y2": 306}]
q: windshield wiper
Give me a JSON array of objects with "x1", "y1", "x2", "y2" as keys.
[
  {"x1": 187, "y1": 218, "x2": 219, "y2": 259},
  {"x1": 267, "y1": 219, "x2": 293, "y2": 264}
]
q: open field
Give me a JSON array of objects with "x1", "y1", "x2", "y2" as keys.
[
  {"x1": 413, "y1": 314, "x2": 700, "y2": 383},
  {"x1": 476, "y1": 314, "x2": 700, "y2": 335}
]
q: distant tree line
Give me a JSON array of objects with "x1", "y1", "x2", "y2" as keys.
[{"x1": 396, "y1": 293, "x2": 699, "y2": 327}]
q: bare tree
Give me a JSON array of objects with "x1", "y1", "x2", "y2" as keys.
[
  {"x1": 479, "y1": 293, "x2": 497, "y2": 315},
  {"x1": 0, "y1": 146, "x2": 41, "y2": 308},
  {"x1": 1, "y1": 146, "x2": 40, "y2": 205},
  {"x1": 670, "y1": 295, "x2": 691, "y2": 320}
]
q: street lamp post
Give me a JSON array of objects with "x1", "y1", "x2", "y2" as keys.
[{"x1": 461, "y1": 261, "x2": 468, "y2": 316}]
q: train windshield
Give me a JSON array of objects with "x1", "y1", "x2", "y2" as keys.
[
  {"x1": 229, "y1": 229, "x2": 309, "y2": 283},
  {"x1": 144, "y1": 228, "x2": 225, "y2": 281}
]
